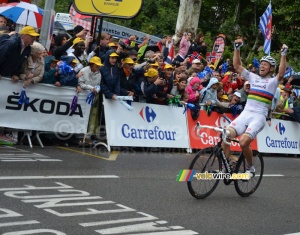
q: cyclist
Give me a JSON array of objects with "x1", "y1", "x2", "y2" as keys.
[{"x1": 222, "y1": 38, "x2": 288, "y2": 178}]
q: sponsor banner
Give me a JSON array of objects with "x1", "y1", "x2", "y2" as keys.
[
  {"x1": 0, "y1": 78, "x2": 91, "y2": 133},
  {"x1": 103, "y1": 99, "x2": 189, "y2": 148},
  {"x1": 256, "y1": 119, "x2": 300, "y2": 154},
  {"x1": 187, "y1": 110, "x2": 258, "y2": 151},
  {"x1": 54, "y1": 12, "x2": 160, "y2": 46},
  {"x1": 101, "y1": 20, "x2": 160, "y2": 46}
]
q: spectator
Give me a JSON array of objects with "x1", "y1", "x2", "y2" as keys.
[
  {"x1": 216, "y1": 85, "x2": 225, "y2": 100},
  {"x1": 128, "y1": 49, "x2": 139, "y2": 64},
  {"x1": 21, "y1": 41, "x2": 45, "y2": 87},
  {"x1": 222, "y1": 72, "x2": 235, "y2": 95},
  {"x1": 100, "y1": 50, "x2": 120, "y2": 100},
  {"x1": 68, "y1": 37, "x2": 88, "y2": 73},
  {"x1": 174, "y1": 32, "x2": 192, "y2": 62},
  {"x1": 0, "y1": 25, "x2": 9, "y2": 36},
  {"x1": 171, "y1": 77, "x2": 187, "y2": 104},
  {"x1": 55, "y1": 56, "x2": 82, "y2": 91},
  {"x1": 91, "y1": 32, "x2": 110, "y2": 62},
  {"x1": 0, "y1": 15, "x2": 7, "y2": 27},
  {"x1": 141, "y1": 68, "x2": 164, "y2": 103},
  {"x1": 119, "y1": 57, "x2": 145, "y2": 101},
  {"x1": 0, "y1": 26, "x2": 38, "y2": 82},
  {"x1": 200, "y1": 77, "x2": 219, "y2": 107},
  {"x1": 274, "y1": 86, "x2": 293, "y2": 119},
  {"x1": 78, "y1": 56, "x2": 103, "y2": 141},
  {"x1": 108, "y1": 42, "x2": 118, "y2": 51},
  {"x1": 188, "y1": 32, "x2": 207, "y2": 57},
  {"x1": 186, "y1": 59, "x2": 204, "y2": 77},
  {"x1": 41, "y1": 56, "x2": 58, "y2": 84},
  {"x1": 237, "y1": 80, "x2": 250, "y2": 107},
  {"x1": 52, "y1": 29, "x2": 87, "y2": 60},
  {"x1": 186, "y1": 77, "x2": 202, "y2": 104},
  {"x1": 155, "y1": 64, "x2": 175, "y2": 105}
]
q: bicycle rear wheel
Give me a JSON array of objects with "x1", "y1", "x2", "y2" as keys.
[
  {"x1": 234, "y1": 150, "x2": 264, "y2": 197},
  {"x1": 187, "y1": 148, "x2": 222, "y2": 199}
]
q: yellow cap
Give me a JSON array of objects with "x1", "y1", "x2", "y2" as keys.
[
  {"x1": 164, "y1": 64, "x2": 174, "y2": 70},
  {"x1": 71, "y1": 59, "x2": 78, "y2": 64},
  {"x1": 221, "y1": 94, "x2": 229, "y2": 101},
  {"x1": 109, "y1": 52, "x2": 119, "y2": 57},
  {"x1": 123, "y1": 58, "x2": 134, "y2": 64},
  {"x1": 89, "y1": 56, "x2": 103, "y2": 66},
  {"x1": 151, "y1": 61, "x2": 159, "y2": 67},
  {"x1": 73, "y1": 37, "x2": 84, "y2": 45},
  {"x1": 20, "y1": 26, "x2": 39, "y2": 36},
  {"x1": 108, "y1": 42, "x2": 117, "y2": 47},
  {"x1": 144, "y1": 68, "x2": 158, "y2": 78}
]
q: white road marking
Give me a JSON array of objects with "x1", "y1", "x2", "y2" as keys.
[
  {"x1": 258, "y1": 174, "x2": 284, "y2": 177},
  {"x1": 0, "y1": 175, "x2": 119, "y2": 180}
]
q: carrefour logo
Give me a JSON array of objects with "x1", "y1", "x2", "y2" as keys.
[
  {"x1": 275, "y1": 122, "x2": 286, "y2": 135},
  {"x1": 139, "y1": 106, "x2": 156, "y2": 123}
]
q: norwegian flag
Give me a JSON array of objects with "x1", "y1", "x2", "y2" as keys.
[
  {"x1": 164, "y1": 43, "x2": 174, "y2": 64},
  {"x1": 206, "y1": 52, "x2": 216, "y2": 63},
  {"x1": 189, "y1": 51, "x2": 203, "y2": 64}
]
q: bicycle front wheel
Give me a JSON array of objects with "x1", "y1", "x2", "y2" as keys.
[
  {"x1": 187, "y1": 148, "x2": 222, "y2": 199},
  {"x1": 234, "y1": 150, "x2": 264, "y2": 197}
]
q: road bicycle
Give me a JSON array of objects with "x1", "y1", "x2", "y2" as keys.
[{"x1": 187, "y1": 121, "x2": 264, "y2": 199}]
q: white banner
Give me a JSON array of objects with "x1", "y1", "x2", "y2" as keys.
[
  {"x1": 0, "y1": 78, "x2": 91, "y2": 134},
  {"x1": 257, "y1": 119, "x2": 300, "y2": 154},
  {"x1": 104, "y1": 99, "x2": 189, "y2": 148}
]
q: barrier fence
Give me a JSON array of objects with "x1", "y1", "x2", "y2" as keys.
[{"x1": 1, "y1": 77, "x2": 300, "y2": 155}]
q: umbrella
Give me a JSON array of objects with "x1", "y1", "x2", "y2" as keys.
[{"x1": 0, "y1": 1, "x2": 44, "y2": 28}]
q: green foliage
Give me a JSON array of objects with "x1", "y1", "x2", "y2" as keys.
[{"x1": 38, "y1": 0, "x2": 300, "y2": 70}]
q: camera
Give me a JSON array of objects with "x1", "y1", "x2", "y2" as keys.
[
  {"x1": 147, "y1": 59, "x2": 156, "y2": 64},
  {"x1": 118, "y1": 40, "x2": 131, "y2": 50}
]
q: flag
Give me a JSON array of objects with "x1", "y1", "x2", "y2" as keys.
[
  {"x1": 164, "y1": 43, "x2": 174, "y2": 65},
  {"x1": 252, "y1": 57, "x2": 260, "y2": 69},
  {"x1": 212, "y1": 34, "x2": 226, "y2": 60},
  {"x1": 206, "y1": 52, "x2": 216, "y2": 63},
  {"x1": 259, "y1": 3, "x2": 272, "y2": 55},
  {"x1": 189, "y1": 51, "x2": 202, "y2": 64},
  {"x1": 284, "y1": 66, "x2": 294, "y2": 78}
]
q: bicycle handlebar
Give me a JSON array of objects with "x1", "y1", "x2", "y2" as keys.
[{"x1": 195, "y1": 121, "x2": 231, "y2": 145}]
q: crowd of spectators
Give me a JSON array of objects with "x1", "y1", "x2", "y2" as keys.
[{"x1": 1, "y1": 15, "x2": 300, "y2": 142}]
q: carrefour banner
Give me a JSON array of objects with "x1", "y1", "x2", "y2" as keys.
[
  {"x1": 187, "y1": 110, "x2": 258, "y2": 151},
  {"x1": 0, "y1": 78, "x2": 91, "y2": 133},
  {"x1": 103, "y1": 99, "x2": 189, "y2": 148},
  {"x1": 256, "y1": 119, "x2": 300, "y2": 154}
]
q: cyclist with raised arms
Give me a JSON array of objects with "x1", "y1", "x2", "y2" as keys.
[{"x1": 222, "y1": 38, "x2": 288, "y2": 177}]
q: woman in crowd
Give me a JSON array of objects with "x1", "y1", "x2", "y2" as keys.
[{"x1": 21, "y1": 41, "x2": 45, "y2": 87}]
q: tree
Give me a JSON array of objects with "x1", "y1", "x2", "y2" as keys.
[{"x1": 175, "y1": 0, "x2": 202, "y2": 37}]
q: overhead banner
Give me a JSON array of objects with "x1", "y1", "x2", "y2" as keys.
[
  {"x1": 0, "y1": 78, "x2": 91, "y2": 134},
  {"x1": 101, "y1": 20, "x2": 161, "y2": 45},
  {"x1": 103, "y1": 99, "x2": 189, "y2": 148},
  {"x1": 73, "y1": 0, "x2": 143, "y2": 19},
  {"x1": 54, "y1": 12, "x2": 160, "y2": 46}
]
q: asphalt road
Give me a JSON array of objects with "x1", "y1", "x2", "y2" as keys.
[{"x1": 0, "y1": 145, "x2": 300, "y2": 235}]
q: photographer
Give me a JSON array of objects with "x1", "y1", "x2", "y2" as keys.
[
  {"x1": 155, "y1": 64, "x2": 175, "y2": 105},
  {"x1": 141, "y1": 68, "x2": 165, "y2": 104},
  {"x1": 222, "y1": 72, "x2": 242, "y2": 95}
]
